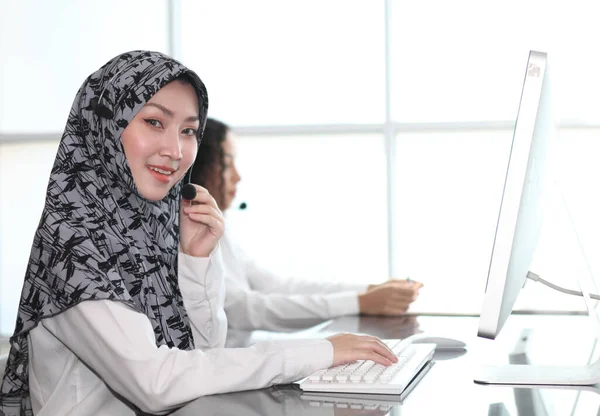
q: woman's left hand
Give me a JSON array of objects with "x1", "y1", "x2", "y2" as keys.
[{"x1": 179, "y1": 184, "x2": 225, "y2": 257}]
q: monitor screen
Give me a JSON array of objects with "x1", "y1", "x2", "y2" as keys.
[{"x1": 477, "y1": 50, "x2": 553, "y2": 340}]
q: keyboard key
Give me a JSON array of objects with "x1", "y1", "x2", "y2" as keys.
[{"x1": 309, "y1": 370, "x2": 326, "y2": 381}]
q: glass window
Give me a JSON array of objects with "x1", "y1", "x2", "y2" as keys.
[
  {"x1": 181, "y1": 0, "x2": 385, "y2": 126},
  {"x1": 0, "y1": 0, "x2": 168, "y2": 133},
  {"x1": 390, "y1": 0, "x2": 600, "y2": 123},
  {"x1": 395, "y1": 128, "x2": 600, "y2": 314},
  {"x1": 391, "y1": 129, "x2": 512, "y2": 313},
  {"x1": 515, "y1": 128, "x2": 600, "y2": 312},
  {"x1": 226, "y1": 133, "x2": 389, "y2": 285},
  {"x1": 0, "y1": 140, "x2": 60, "y2": 335},
  {"x1": 4, "y1": 1, "x2": 600, "y2": 331}
]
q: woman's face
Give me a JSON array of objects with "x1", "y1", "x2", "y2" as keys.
[
  {"x1": 206, "y1": 132, "x2": 242, "y2": 211},
  {"x1": 121, "y1": 80, "x2": 200, "y2": 201}
]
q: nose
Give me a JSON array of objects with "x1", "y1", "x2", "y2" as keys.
[
  {"x1": 232, "y1": 165, "x2": 241, "y2": 183},
  {"x1": 160, "y1": 128, "x2": 183, "y2": 160}
]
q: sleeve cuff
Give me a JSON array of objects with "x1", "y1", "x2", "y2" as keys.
[
  {"x1": 347, "y1": 283, "x2": 370, "y2": 293},
  {"x1": 178, "y1": 245, "x2": 220, "y2": 295},
  {"x1": 327, "y1": 291, "x2": 361, "y2": 316},
  {"x1": 278, "y1": 339, "x2": 333, "y2": 381},
  {"x1": 178, "y1": 251, "x2": 211, "y2": 284}
]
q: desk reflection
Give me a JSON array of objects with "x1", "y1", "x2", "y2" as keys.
[
  {"x1": 226, "y1": 315, "x2": 423, "y2": 349},
  {"x1": 322, "y1": 315, "x2": 421, "y2": 340},
  {"x1": 169, "y1": 385, "x2": 393, "y2": 416},
  {"x1": 483, "y1": 384, "x2": 600, "y2": 416}
]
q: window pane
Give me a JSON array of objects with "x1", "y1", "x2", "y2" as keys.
[
  {"x1": 392, "y1": 130, "x2": 512, "y2": 313},
  {"x1": 0, "y1": 140, "x2": 59, "y2": 335},
  {"x1": 0, "y1": 0, "x2": 168, "y2": 133},
  {"x1": 395, "y1": 128, "x2": 600, "y2": 314},
  {"x1": 226, "y1": 133, "x2": 389, "y2": 285},
  {"x1": 391, "y1": 0, "x2": 600, "y2": 123},
  {"x1": 515, "y1": 128, "x2": 600, "y2": 312},
  {"x1": 181, "y1": 0, "x2": 385, "y2": 125}
]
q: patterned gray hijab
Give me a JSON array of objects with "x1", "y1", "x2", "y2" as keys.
[{"x1": 0, "y1": 50, "x2": 208, "y2": 416}]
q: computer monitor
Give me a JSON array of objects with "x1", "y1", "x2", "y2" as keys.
[
  {"x1": 478, "y1": 50, "x2": 552, "y2": 341},
  {"x1": 474, "y1": 51, "x2": 600, "y2": 385}
]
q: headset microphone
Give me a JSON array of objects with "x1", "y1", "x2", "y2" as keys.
[
  {"x1": 182, "y1": 150, "x2": 198, "y2": 201},
  {"x1": 239, "y1": 202, "x2": 247, "y2": 210},
  {"x1": 181, "y1": 183, "x2": 197, "y2": 201}
]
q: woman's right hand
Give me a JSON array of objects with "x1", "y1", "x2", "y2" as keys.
[
  {"x1": 179, "y1": 184, "x2": 224, "y2": 258},
  {"x1": 326, "y1": 333, "x2": 398, "y2": 367}
]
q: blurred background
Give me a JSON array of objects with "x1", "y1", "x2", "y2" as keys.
[{"x1": 1, "y1": 0, "x2": 600, "y2": 337}]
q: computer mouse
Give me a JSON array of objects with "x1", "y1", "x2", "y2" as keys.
[{"x1": 406, "y1": 333, "x2": 466, "y2": 351}]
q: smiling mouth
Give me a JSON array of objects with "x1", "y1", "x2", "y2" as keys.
[
  {"x1": 148, "y1": 166, "x2": 174, "y2": 175},
  {"x1": 147, "y1": 165, "x2": 177, "y2": 183}
]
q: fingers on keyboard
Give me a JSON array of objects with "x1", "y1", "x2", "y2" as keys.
[{"x1": 359, "y1": 336, "x2": 397, "y2": 364}]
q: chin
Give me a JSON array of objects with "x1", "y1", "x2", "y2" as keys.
[{"x1": 138, "y1": 188, "x2": 171, "y2": 201}]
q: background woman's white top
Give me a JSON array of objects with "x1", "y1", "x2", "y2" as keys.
[{"x1": 222, "y1": 230, "x2": 368, "y2": 332}]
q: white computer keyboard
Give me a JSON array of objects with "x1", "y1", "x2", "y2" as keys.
[{"x1": 299, "y1": 339, "x2": 436, "y2": 395}]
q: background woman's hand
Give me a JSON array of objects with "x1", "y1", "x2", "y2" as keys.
[
  {"x1": 359, "y1": 280, "x2": 423, "y2": 316},
  {"x1": 326, "y1": 333, "x2": 398, "y2": 367},
  {"x1": 179, "y1": 184, "x2": 224, "y2": 257}
]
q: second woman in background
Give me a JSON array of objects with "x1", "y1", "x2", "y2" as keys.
[{"x1": 191, "y1": 118, "x2": 423, "y2": 332}]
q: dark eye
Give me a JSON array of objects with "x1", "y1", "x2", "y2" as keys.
[
  {"x1": 144, "y1": 119, "x2": 162, "y2": 128},
  {"x1": 182, "y1": 128, "x2": 198, "y2": 136}
]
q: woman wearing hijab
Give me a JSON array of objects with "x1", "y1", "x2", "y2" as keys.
[
  {"x1": 0, "y1": 51, "x2": 397, "y2": 416},
  {"x1": 191, "y1": 118, "x2": 424, "y2": 332}
]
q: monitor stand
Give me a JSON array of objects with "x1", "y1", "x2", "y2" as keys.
[
  {"x1": 475, "y1": 323, "x2": 600, "y2": 385},
  {"x1": 475, "y1": 324, "x2": 600, "y2": 385}
]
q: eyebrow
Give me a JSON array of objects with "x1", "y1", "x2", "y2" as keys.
[{"x1": 144, "y1": 103, "x2": 200, "y2": 123}]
